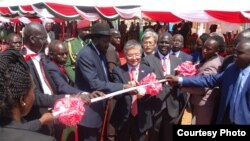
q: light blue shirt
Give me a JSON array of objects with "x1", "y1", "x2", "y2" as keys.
[
  {"x1": 170, "y1": 50, "x2": 180, "y2": 57},
  {"x1": 127, "y1": 64, "x2": 140, "y2": 81},
  {"x1": 230, "y1": 65, "x2": 250, "y2": 124},
  {"x1": 91, "y1": 42, "x2": 108, "y2": 80}
]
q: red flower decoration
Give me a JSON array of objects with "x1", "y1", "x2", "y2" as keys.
[
  {"x1": 176, "y1": 61, "x2": 197, "y2": 76},
  {"x1": 53, "y1": 97, "x2": 85, "y2": 126},
  {"x1": 139, "y1": 73, "x2": 162, "y2": 96}
]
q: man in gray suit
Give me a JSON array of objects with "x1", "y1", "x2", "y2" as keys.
[
  {"x1": 142, "y1": 32, "x2": 182, "y2": 141},
  {"x1": 75, "y1": 23, "x2": 131, "y2": 141}
]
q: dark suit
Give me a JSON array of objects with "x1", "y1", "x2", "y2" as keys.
[
  {"x1": 44, "y1": 58, "x2": 83, "y2": 141},
  {"x1": 75, "y1": 43, "x2": 123, "y2": 141},
  {"x1": 105, "y1": 44, "x2": 121, "y2": 81},
  {"x1": 142, "y1": 52, "x2": 181, "y2": 141},
  {"x1": 176, "y1": 51, "x2": 193, "y2": 63},
  {"x1": 191, "y1": 51, "x2": 202, "y2": 64},
  {"x1": 44, "y1": 58, "x2": 81, "y2": 94},
  {"x1": 110, "y1": 64, "x2": 154, "y2": 141},
  {"x1": 182, "y1": 63, "x2": 250, "y2": 124},
  {"x1": 0, "y1": 119, "x2": 55, "y2": 141},
  {"x1": 25, "y1": 54, "x2": 57, "y2": 96},
  {"x1": 24, "y1": 54, "x2": 58, "y2": 121},
  {"x1": 141, "y1": 48, "x2": 158, "y2": 58},
  {"x1": 21, "y1": 49, "x2": 64, "y2": 136},
  {"x1": 220, "y1": 55, "x2": 234, "y2": 72}
]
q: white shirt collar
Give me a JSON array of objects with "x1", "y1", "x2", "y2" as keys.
[
  {"x1": 128, "y1": 64, "x2": 140, "y2": 71},
  {"x1": 170, "y1": 50, "x2": 180, "y2": 57},
  {"x1": 158, "y1": 51, "x2": 169, "y2": 60},
  {"x1": 25, "y1": 46, "x2": 42, "y2": 61}
]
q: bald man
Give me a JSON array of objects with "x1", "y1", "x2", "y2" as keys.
[
  {"x1": 221, "y1": 28, "x2": 250, "y2": 72},
  {"x1": 21, "y1": 23, "x2": 104, "y2": 139},
  {"x1": 7, "y1": 33, "x2": 22, "y2": 50},
  {"x1": 46, "y1": 40, "x2": 82, "y2": 94}
]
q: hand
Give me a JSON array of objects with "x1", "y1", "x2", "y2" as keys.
[
  {"x1": 39, "y1": 113, "x2": 54, "y2": 125},
  {"x1": 136, "y1": 87, "x2": 146, "y2": 98},
  {"x1": 123, "y1": 83, "x2": 133, "y2": 89},
  {"x1": 128, "y1": 81, "x2": 138, "y2": 87},
  {"x1": 127, "y1": 81, "x2": 142, "y2": 95},
  {"x1": 165, "y1": 75, "x2": 179, "y2": 86},
  {"x1": 88, "y1": 91, "x2": 105, "y2": 99},
  {"x1": 78, "y1": 94, "x2": 91, "y2": 105},
  {"x1": 79, "y1": 91, "x2": 105, "y2": 105}
]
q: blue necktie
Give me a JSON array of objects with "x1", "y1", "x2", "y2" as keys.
[{"x1": 229, "y1": 70, "x2": 243, "y2": 123}]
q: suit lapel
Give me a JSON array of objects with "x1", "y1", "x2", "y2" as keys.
[
  {"x1": 121, "y1": 65, "x2": 130, "y2": 83},
  {"x1": 21, "y1": 48, "x2": 42, "y2": 91},
  {"x1": 89, "y1": 43, "x2": 109, "y2": 81},
  {"x1": 241, "y1": 74, "x2": 250, "y2": 95},
  {"x1": 169, "y1": 56, "x2": 179, "y2": 75},
  {"x1": 178, "y1": 51, "x2": 183, "y2": 58},
  {"x1": 179, "y1": 52, "x2": 185, "y2": 62},
  {"x1": 226, "y1": 69, "x2": 241, "y2": 105},
  {"x1": 41, "y1": 56, "x2": 57, "y2": 94},
  {"x1": 26, "y1": 59, "x2": 44, "y2": 92},
  {"x1": 120, "y1": 65, "x2": 132, "y2": 101},
  {"x1": 138, "y1": 64, "x2": 147, "y2": 81},
  {"x1": 122, "y1": 64, "x2": 148, "y2": 82}
]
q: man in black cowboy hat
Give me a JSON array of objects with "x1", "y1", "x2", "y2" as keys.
[{"x1": 75, "y1": 22, "x2": 132, "y2": 141}]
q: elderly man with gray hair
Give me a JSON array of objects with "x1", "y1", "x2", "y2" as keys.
[
  {"x1": 141, "y1": 30, "x2": 158, "y2": 57},
  {"x1": 110, "y1": 39, "x2": 155, "y2": 141}
]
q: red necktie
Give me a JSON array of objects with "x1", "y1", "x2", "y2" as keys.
[
  {"x1": 40, "y1": 57, "x2": 53, "y2": 94},
  {"x1": 24, "y1": 54, "x2": 38, "y2": 61},
  {"x1": 162, "y1": 57, "x2": 167, "y2": 72},
  {"x1": 130, "y1": 67, "x2": 138, "y2": 117},
  {"x1": 59, "y1": 65, "x2": 67, "y2": 75}
]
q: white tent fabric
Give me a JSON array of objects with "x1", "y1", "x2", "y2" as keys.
[
  {"x1": 172, "y1": 11, "x2": 217, "y2": 23},
  {"x1": 32, "y1": 5, "x2": 54, "y2": 18},
  {"x1": 0, "y1": 0, "x2": 250, "y2": 23},
  {"x1": 0, "y1": 0, "x2": 249, "y2": 10},
  {"x1": 141, "y1": 0, "x2": 250, "y2": 11},
  {"x1": 114, "y1": 7, "x2": 141, "y2": 19},
  {"x1": 74, "y1": 7, "x2": 100, "y2": 21}
]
